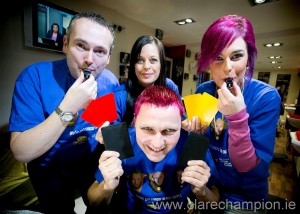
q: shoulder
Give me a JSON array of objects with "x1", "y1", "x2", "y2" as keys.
[
  {"x1": 113, "y1": 83, "x2": 126, "y2": 93},
  {"x1": 166, "y1": 78, "x2": 178, "y2": 88},
  {"x1": 245, "y1": 78, "x2": 281, "y2": 115},
  {"x1": 98, "y1": 69, "x2": 118, "y2": 83},
  {"x1": 97, "y1": 69, "x2": 119, "y2": 94},
  {"x1": 113, "y1": 84, "x2": 127, "y2": 102},
  {"x1": 195, "y1": 80, "x2": 215, "y2": 95},
  {"x1": 17, "y1": 59, "x2": 66, "y2": 82},
  {"x1": 246, "y1": 78, "x2": 280, "y2": 101}
]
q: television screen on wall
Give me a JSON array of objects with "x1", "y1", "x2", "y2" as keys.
[{"x1": 24, "y1": 0, "x2": 77, "y2": 53}]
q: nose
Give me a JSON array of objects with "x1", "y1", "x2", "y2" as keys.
[
  {"x1": 84, "y1": 50, "x2": 94, "y2": 65},
  {"x1": 223, "y1": 58, "x2": 233, "y2": 74},
  {"x1": 143, "y1": 59, "x2": 151, "y2": 69},
  {"x1": 152, "y1": 133, "x2": 166, "y2": 149}
]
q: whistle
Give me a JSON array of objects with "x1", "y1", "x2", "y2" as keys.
[
  {"x1": 225, "y1": 78, "x2": 233, "y2": 90},
  {"x1": 83, "y1": 69, "x2": 91, "y2": 81}
]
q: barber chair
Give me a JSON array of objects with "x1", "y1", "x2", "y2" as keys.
[
  {"x1": 272, "y1": 114, "x2": 300, "y2": 162},
  {"x1": 290, "y1": 131, "x2": 300, "y2": 154}
]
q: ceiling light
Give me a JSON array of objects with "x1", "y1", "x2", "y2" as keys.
[
  {"x1": 185, "y1": 18, "x2": 193, "y2": 23},
  {"x1": 174, "y1": 18, "x2": 196, "y2": 25},
  {"x1": 264, "y1": 42, "x2": 283, "y2": 47},
  {"x1": 269, "y1": 56, "x2": 282, "y2": 59},
  {"x1": 248, "y1": 0, "x2": 279, "y2": 6}
]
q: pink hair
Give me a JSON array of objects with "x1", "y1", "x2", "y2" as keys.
[
  {"x1": 197, "y1": 15, "x2": 257, "y2": 78},
  {"x1": 134, "y1": 85, "x2": 184, "y2": 118}
]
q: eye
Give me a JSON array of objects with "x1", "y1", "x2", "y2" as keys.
[
  {"x1": 162, "y1": 129, "x2": 177, "y2": 135},
  {"x1": 94, "y1": 48, "x2": 107, "y2": 57},
  {"x1": 136, "y1": 57, "x2": 144, "y2": 64},
  {"x1": 150, "y1": 58, "x2": 159, "y2": 63},
  {"x1": 141, "y1": 127, "x2": 155, "y2": 134},
  {"x1": 215, "y1": 56, "x2": 223, "y2": 61},
  {"x1": 231, "y1": 53, "x2": 244, "y2": 61},
  {"x1": 77, "y1": 42, "x2": 86, "y2": 51}
]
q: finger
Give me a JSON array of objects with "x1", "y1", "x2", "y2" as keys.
[
  {"x1": 70, "y1": 72, "x2": 84, "y2": 89},
  {"x1": 200, "y1": 124, "x2": 208, "y2": 134},
  {"x1": 96, "y1": 129, "x2": 104, "y2": 144},
  {"x1": 232, "y1": 81, "x2": 242, "y2": 96},
  {"x1": 94, "y1": 90, "x2": 98, "y2": 100},
  {"x1": 187, "y1": 160, "x2": 209, "y2": 170},
  {"x1": 96, "y1": 121, "x2": 110, "y2": 144},
  {"x1": 100, "y1": 121, "x2": 110, "y2": 128},
  {"x1": 194, "y1": 116, "x2": 201, "y2": 131},
  {"x1": 99, "y1": 151, "x2": 120, "y2": 162},
  {"x1": 181, "y1": 119, "x2": 191, "y2": 131},
  {"x1": 181, "y1": 119, "x2": 188, "y2": 130}
]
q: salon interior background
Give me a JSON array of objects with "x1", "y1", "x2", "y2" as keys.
[{"x1": 1, "y1": 0, "x2": 300, "y2": 127}]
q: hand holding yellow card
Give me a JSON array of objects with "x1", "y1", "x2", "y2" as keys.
[{"x1": 183, "y1": 92, "x2": 218, "y2": 125}]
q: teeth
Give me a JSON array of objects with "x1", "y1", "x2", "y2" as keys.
[{"x1": 148, "y1": 145, "x2": 166, "y2": 152}]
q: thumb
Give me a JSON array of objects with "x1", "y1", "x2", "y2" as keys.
[
  {"x1": 233, "y1": 81, "x2": 242, "y2": 96},
  {"x1": 70, "y1": 72, "x2": 84, "y2": 89}
]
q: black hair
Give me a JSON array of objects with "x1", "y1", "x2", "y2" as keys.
[
  {"x1": 124, "y1": 35, "x2": 167, "y2": 126},
  {"x1": 51, "y1": 23, "x2": 60, "y2": 31}
]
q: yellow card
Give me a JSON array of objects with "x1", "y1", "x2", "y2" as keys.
[{"x1": 183, "y1": 92, "x2": 218, "y2": 125}]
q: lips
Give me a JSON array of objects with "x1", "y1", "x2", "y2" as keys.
[
  {"x1": 142, "y1": 73, "x2": 153, "y2": 78},
  {"x1": 147, "y1": 144, "x2": 166, "y2": 152}
]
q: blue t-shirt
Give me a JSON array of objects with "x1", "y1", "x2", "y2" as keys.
[
  {"x1": 95, "y1": 128, "x2": 219, "y2": 213},
  {"x1": 195, "y1": 78, "x2": 281, "y2": 203},
  {"x1": 9, "y1": 59, "x2": 119, "y2": 166},
  {"x1": 113, "y1": 78, "x2": 185, "y2": 125}
]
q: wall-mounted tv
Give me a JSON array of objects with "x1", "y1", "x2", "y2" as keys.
[{"x1": 24, "y1": 0, "x2": 77, "y2": 53}]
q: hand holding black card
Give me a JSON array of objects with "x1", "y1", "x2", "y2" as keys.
[
  {"x1": 178, "y1": 132, "x2": 210, "y2": 166},
  {"x1": 101, "y1": 122, "x2": 134, "y2": 159}
]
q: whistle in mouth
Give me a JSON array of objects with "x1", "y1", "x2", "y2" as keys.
[
  {"x1": 83, "y1": 69, "x2": 91, "y2": 81},
  {"x1": 225, "y1": 78, "x2": 233, "y2": 90}
]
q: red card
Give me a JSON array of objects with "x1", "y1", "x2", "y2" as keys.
[{"x1": 81, "y1": 93, "x2": 118, "y2": 127}]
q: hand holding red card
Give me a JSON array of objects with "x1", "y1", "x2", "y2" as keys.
[{"x1": 81, "y1": 93, "x2": 118, "y2": 127}]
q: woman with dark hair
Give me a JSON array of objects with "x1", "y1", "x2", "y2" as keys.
[
  {"x1": 46, "y1": 23, "x2": 64, "y2": 50},
  {"x1": 185, "y1": 15, "x2": 281, "y2": 213},
  {"x1": 113, "y1": 35, "x2": 181, "y2": 126}
]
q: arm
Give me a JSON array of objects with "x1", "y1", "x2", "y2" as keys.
[
  {"x1": 87, "y1": 181, "x2": 115, "y2": 206},
  {"x1": 181, "y1": 160, "x2": 220, "y2": 202},
  {"x1": 10, "y1": 73, "x2": 97, "y2": 163},
  {"x1": 217, "y1": 81, "x2": 260, "y2": 172},
  {"x1": 226, "y1": 108, "x2": 260, "y2": 172},
  {"x1": 218, "y1": 81, "x2": 281, "y2": 171},
  {"x1": 87, "y1": 150, "x2": 123, "y2": 206}
]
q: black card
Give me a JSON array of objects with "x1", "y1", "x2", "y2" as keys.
[
  {"x1": 101, "y1": 122, "x2": 134, "y2": 159},
  {"x1": 178, "y1": 132, "x2": 210, "y2": 166}
]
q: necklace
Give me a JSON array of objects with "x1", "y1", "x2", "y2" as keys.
[
  {"x1": 211, "y1": 113, "x2": 226, "y2": 141},
  {"x1": 210, "y1": 78, "x2": 245, "y2": 141}
]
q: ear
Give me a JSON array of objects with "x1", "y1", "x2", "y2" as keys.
[
  {"x1": 106, "y1": 55, "x2": 111, "y2": 66},
  {"x1": 62, "y1": 35, "x2": 67, "y2": 54},
  {"x1": 132, "y1": 113, "x2": 136, "y2": 126}
]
